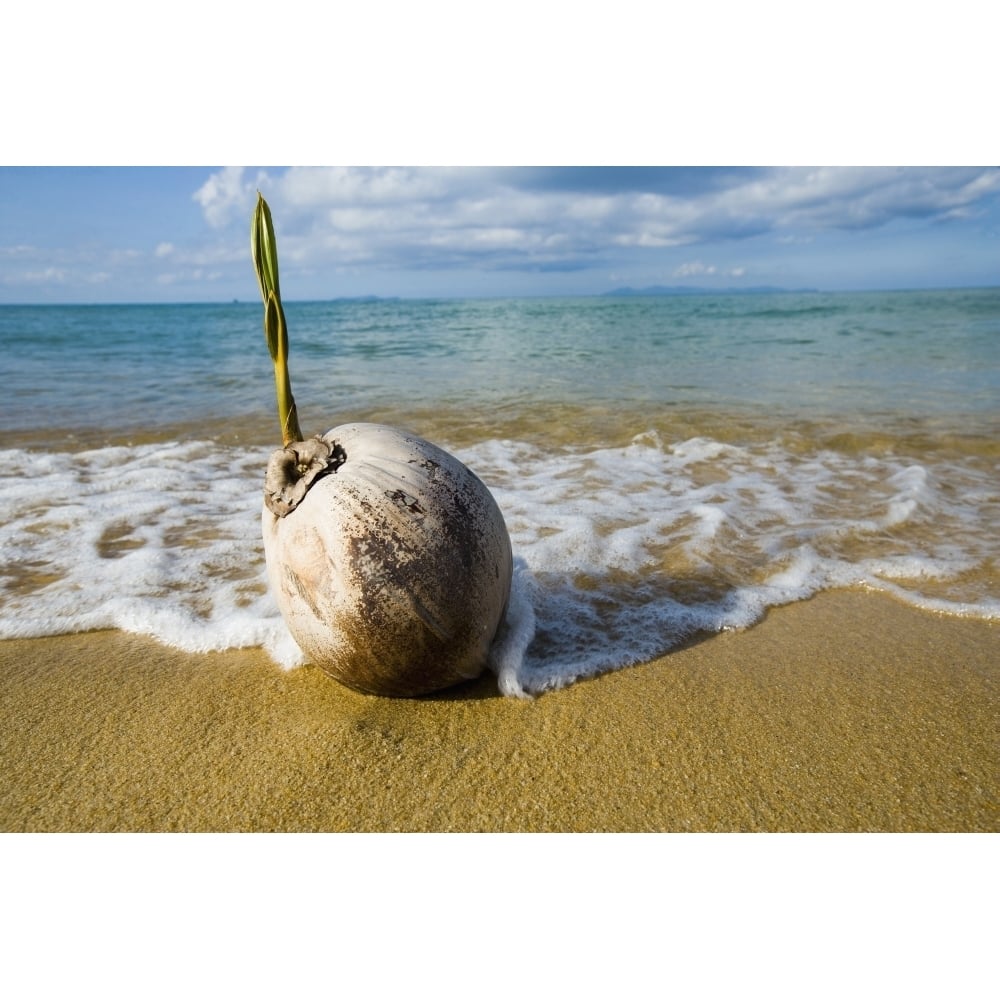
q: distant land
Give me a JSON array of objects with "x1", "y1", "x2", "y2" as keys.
[{"x1": 602, "y1": 285, "x2": 818, "y2": 297}]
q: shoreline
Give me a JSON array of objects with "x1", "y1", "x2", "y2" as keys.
[
  {"x1": 1, "y1": 589, "x2": 996, "y2": 832},
  {"x1": 4, "y1": 400, "x2": 1000, "y2": 458}
]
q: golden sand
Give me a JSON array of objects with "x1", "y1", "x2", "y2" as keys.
[{"x1": 1, "y1": 590, "x2": 996, "y2": 832}]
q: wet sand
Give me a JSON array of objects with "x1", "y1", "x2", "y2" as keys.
[{"x1": 1, "y1": 590, "x2": 996, "y2": 832}]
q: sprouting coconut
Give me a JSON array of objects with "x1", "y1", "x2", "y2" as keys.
[{"x1": 253, "y1": 194, "x2": 513, "y2": 697}]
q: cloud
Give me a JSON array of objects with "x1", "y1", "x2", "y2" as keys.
[
  {"x1": 193, "y1": 166, "x2": 264, "y2": 228},
  {"x1": 672, "y1": 260, "x2": 748, "y2": 280},
  {"x1": 0, "y1": 235, "x2": 226, "y2": 298},
  {"x1": 0, "y1": 241, "x2": 127, "y2": 290},
  {"x1": 187, "y1": 165, "x2": 1000, "y2": 284},
  {"x1": 0, "y1": 244, "x2": 39, "y2": 259},
  {"x1": 673, "y1": 260, "x2": 717, "y2": 278},
  {"x1": 6, "y1": 266, "x2": 68, "y2": 285},
  {"x1": 710, "y1": 166, "x2": 990, "y2": 232}
]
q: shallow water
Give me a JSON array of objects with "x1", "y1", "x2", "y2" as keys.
[{"x1": 1, "y1": 291, "x2": 998, "y2": 693}]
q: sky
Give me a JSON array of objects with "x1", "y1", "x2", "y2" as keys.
[
  {"x1": 1, "y1": 165, "x2": 997, "y2": 303},
  {"x1": 4, "y1": 2, "x2": 997, "y2": 305}
]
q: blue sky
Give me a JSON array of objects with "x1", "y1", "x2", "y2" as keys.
[{"x1": 1, "y1": 166, "x2": 997, "y2": 303}]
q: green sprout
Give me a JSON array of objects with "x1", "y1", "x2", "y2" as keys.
[{"x1": 252, "y1": 192, "x2": 303, "y2": 446}]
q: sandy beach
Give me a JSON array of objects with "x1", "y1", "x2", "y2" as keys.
[{"x1": 1, "y1": 589, "x2": 996, "y2": 833}]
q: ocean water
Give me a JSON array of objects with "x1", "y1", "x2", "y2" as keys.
[{"x1": 1, "y1": 290, "x2": 998, "y2": 695}]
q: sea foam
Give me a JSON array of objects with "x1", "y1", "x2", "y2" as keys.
[{"x1": 0, "y1": 431, "x2": 997, "y2": 695}]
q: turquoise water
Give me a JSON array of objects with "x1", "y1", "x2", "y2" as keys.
[
  {"x1": 1, "y1": 290, "x2": 998, "y2": 693},
  {"x1": 2, "y1": 289, "x2": 998, "y2": 441}
]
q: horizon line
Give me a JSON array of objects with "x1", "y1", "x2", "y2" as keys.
[{"x1": 1, "y1": 282, "x2": 998, "y2": 308}]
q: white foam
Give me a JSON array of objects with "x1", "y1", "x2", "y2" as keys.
[
  {"x1": 459, "y1": 433, "x2": 999, "y2": 693},
  {"x1": 487, "y1": 559, "x2": 537, "y2": 699},
  {"x1": 1, "y1": 432, "x2": 997, "y2": 696},
  {"x1": 0, "y1": 441, "x2": 301, "y2": 666}
]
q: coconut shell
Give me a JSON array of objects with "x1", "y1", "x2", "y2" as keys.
[{"x1": 262, "y1": 423, "x2": 513, "y2": 697}]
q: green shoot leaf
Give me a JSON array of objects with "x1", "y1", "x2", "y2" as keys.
[{"x1": 252, "y1": 193, "x2": 303, "y2": 446}]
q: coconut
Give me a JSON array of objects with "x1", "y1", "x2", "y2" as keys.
[
  {"x1": 251, "y1": 195, "x2": 513, "y2": 696},
  {"x1": 262, "y1": 423, "x2": 512, "y2": 696}
]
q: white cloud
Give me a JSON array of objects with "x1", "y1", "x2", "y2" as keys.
[
  {"x1": 674, "y1": 260, "x2": 717, "y2": 278},
  {"x1": 185, "y1": 165, "x2": 1000, "y2": 283},
  {"x1": 669, "y1": 261, "x2": 746, "y2": 282},
  {"x1": 280, "y1": 166, "x2": 469, "y2": 208},
  {"x1": 155, "y1": 242, "x2": 175, "y2": 257},
  {"x1": 15, "y1": 267, "x2": 67, "y2": 284},
  {"x1": 193, "y1": 166, "x2": 264, "y2": 228},
  {"x1": 711, "y1": 166, "x2": 1000, "y2": 233},
  {"x1": 0, "y1": 244, "x2": 38, "y2": 258}
]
